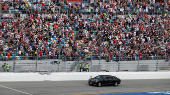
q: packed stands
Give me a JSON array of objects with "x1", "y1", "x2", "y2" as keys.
[{"x1": 0, "y1": 0, "x2": 169, "y2": 61}]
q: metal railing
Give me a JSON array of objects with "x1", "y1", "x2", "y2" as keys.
[
  {"x1": 0, "y1": 55, "x2": 169, "y2": 72},
  {"x1": 0, "y1": 1, "x2": 168, "y2": 19},
  {"x1": 0, "y1": 54, "x2": 169, "y2": 61}
]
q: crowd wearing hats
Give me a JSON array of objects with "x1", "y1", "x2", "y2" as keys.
[{"x1": 0, "y1": 0, "x2": 169, "y2": 61}]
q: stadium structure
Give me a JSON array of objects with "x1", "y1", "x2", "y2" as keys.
[{"x1": 0, "y1": 0, "x2": 169, "y2": 72}]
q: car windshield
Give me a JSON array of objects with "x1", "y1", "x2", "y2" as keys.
[{"x1": 95, "y1": 76, "x2": 100, "y2": 79}]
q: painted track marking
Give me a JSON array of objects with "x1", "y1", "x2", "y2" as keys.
[
  {"x1": 0, "y1": 84, "x2": 32, "y2": 95},
  {"x1": 74, "y1": 90, "x2": 170, "y2": 95}
]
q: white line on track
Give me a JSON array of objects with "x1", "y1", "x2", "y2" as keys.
[{"x1": 0, "y1": 84, "x2": 32, "y2": 95}]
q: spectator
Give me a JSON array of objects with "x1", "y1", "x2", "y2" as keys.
[
  {"x1": 2, "y1": 63, "x2": 6, "y2": 72},
  {"x1": 0, "y1": 0, "x2": 169, "y2": 61}
]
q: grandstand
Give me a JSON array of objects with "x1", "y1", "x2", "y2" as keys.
[{"x1": 0, "y1": 0, "x2": 169, "y2": 72}]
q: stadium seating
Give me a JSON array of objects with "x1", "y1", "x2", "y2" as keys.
[{"x1": 0, "y1": 0, "x2": 169, "y2": 61}]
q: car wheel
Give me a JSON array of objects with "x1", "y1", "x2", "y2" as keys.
[
  {"x1": 114, "y1": 82, "x2": 118, "y2": 86},
  {"x1": 97, "y1": 82, "x2": 102, "y2": 87}
]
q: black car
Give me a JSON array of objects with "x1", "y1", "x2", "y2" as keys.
[{"x1": 88, "y1": 75, "x2": 121, "y2": 87}]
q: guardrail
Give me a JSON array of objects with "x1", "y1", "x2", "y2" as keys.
[{"x1": 0, "y1": 55, "x2": 168, "y2": 61}]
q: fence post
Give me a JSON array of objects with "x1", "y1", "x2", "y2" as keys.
[
  {"x1": 91, "y1": 56, "x2": 93, "y2": 71},
  {"x1": 57, "y1": 61, "x2": 60, "y2": 72},
  {"x1": 65, "y1": 55, "x2": 67, "y2": 72},
  {"x1": 85, "y1": 56, "x2": 88, "y2": 72},
  {"x1": 85, "y1": 56, "x2": 87, "y2": 66},
  {"x1": 156, "y1": 54, "x2": 158, "y2": 71},
  {"x1": 137, "y1": 55, "x2": 139, "y2": 72},
  {"x1": 117, "y1": 58, "x2": 120, "y2": 72},
  {"x1": 36, "y1": 59, "x2": 37, "y2": 72},
  {"x1": 98, "y1": 55, "x2": 100, "y2": 72},
  {"x1": 36, "y1": 54, "x2": 38, "y2": 72},
  {"x1": 59, "y1": 50, "x2": 60, "y2": 60},
  {"x1": 13, "y1": 58, "x2": 15, "y2": 72},
  {"x1": 117, "y1": 51, "x2": 121, "y2": 72},
  {"x1": 169, "y1": 55, "x2": 170, "y2": 70}
]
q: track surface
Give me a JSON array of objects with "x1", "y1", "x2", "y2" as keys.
[{"x1": 0, "y1": 79, "x2": 170, "y2": 95}]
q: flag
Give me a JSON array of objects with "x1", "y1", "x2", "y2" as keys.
[
  {"x1": 45, "y1": 6, "x2": 48, "y2": 10},
  {"x1": 48, "y1": 22, "x2": 50, "y2": 27},
  {"x1": 26, "y1": 4, "x2": 28, "y2": 7},
  {"x1": 10, "y1": 10, "x2": 14, "y2": 13},
  {"x1": 31, "y1": 4, "x2": 33, "y2": 9},
  {"x1": 61, "y1": 3, "x2": 64, "y2": 8},
  {"x1": 31, "y1": 15, "x2": 33, "y2": 19},
  {"x1": 75, "y1": 31, "x2": 79, "y2": 33},
  {"x1": 66, "y1": 5, "x2": 69, "y2": 10},
  {"x1": 106, "y1": 41, "x2": 109, "y2": 45},
  {"x1": 28, "y1": 3, "x2": 31, "y2": 8},
  {"x1": 37, "y1": 17, "x2": 40, "y2": 21},
  {"x1": 135, "y1": 8, "x2": 138, "y2": 14},
  {"x1": 70, "y1": 46, "x2": 72, "y2": 50},
  {"x1": 15, "y1": 10, "x2": 18, "y2": 13},
  {"x1": 42, "y1": 3, "x2": 46, "y2": 6}
]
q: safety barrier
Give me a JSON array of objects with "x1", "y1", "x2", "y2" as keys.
[
  {"x1": 0, "y1": 55, "x2": 169, "y2": 62},
  {"x1": 0, "y1": 72, "x2": 170, "y2": 82}
]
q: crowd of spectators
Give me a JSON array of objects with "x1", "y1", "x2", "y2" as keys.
[{"x1": 0, "y1": 0, "x2": 169, "y2": 61}]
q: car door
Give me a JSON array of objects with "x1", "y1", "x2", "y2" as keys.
[
  {"x1": 112, "y1": 76, "x2": 118, "y2": 84},
  {"x1": 105, "y1": 77, "x2": 113, "y2": 85},
  {"x1": 100, "y1": 76, "x2": 107, "y2": 85}
]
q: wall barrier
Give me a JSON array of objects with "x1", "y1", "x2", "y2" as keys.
[
  {"x1": 0, "y1": 59, "x2": 169, "y2": 72},
  {"x1": 0, "y1": 72, "x2": 170, "y2": 82}
]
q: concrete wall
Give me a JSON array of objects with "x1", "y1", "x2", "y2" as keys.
[{"x1": 0, "y1": 72, "x2": 170, "y2": 82}]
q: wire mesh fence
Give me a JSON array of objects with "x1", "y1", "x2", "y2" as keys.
[{"x1": 0, "y1": 55, "x2": 169, "y2": 72}]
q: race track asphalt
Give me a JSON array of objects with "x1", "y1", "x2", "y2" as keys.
[{"x1": 0, "y1": 79, "x2": 170, "y2": 95}]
